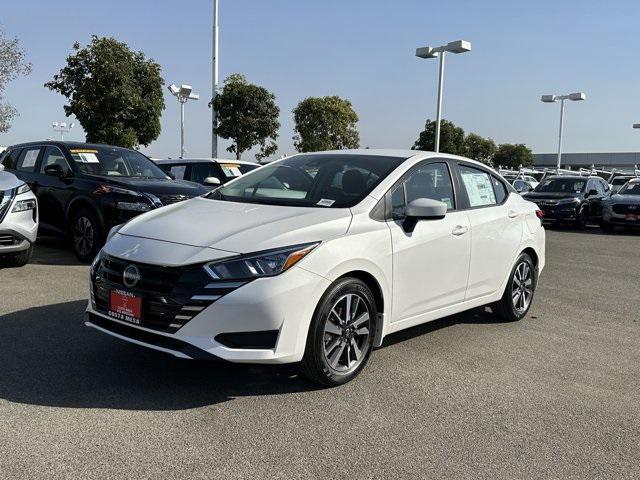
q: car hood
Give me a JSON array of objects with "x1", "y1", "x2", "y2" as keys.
[
  {"x1": 117, "y1": 197, "x2": 352, "y2": 253},
  {"x1": 609, "y1": 194, "x2": 640, "y2": 204},
  {"x1": 86, "y1": 175, "x2": 207, "y2": 196},
  {"x1": 0, "y1": 171, "x2": 22, "y2": 191}
]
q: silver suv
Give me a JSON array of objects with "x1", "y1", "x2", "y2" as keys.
[{"x1": 0, "y1": 166, "x2": 38, "y2": 267}]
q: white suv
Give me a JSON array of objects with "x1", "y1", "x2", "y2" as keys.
[
  {"x1": 86, "y1": 150, "x2": 545, "y2": 386},
  {"x1": 0, "y1": 167, "x2": 38, "y2": 267}
]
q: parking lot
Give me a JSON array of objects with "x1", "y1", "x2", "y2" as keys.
[{"x1": 0, "y1": 228, "x2": 638, "y2": 479}]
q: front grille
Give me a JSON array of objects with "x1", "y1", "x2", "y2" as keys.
[
  {"x1": 91, "y1": 255, "x2": 248, "y2": 333},
  {"x1": 0, "y1": 189, "x2": 14, "y2": 223},
  {"x1": 158, "y1": 194, "x2": 192, "y2": 206},
  {"x1": 0, "y1": 234, "x2": 18, "y2": 246},
  {"x1": 613, "y1": 204, "x2": 640, "y2": 214}
]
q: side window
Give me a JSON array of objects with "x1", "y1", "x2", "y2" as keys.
[
  {"x1": 389, "y1": 162, "x2": 455, "y2": 219},
  {"x1": 169, "y1": 165, "x2": 186, "y2": 180},
  {"x1": 459, "y1": 165, "x2": 497, "y2": 207},
  {"x1": 586, "y1": 179, "x2": 597, "y2": 193},
  {"x1": 1, "y1": 149, "x2": 21, "y2": 170},
  {"x1": 491, "y1": 176, "x2": 508, "y2": 203},
  {"x1": 16, "y1": 147, "x2": 41, "y2": 173},
  {"x1": 596, "y1": 180, "x2": 607, "y2": 194},
  {"x1": 188, "y1": 163, "x2": 220, "y2": 184},
  {"x1": 40, "y1": 146, "x2": 71, "y2": 174}
]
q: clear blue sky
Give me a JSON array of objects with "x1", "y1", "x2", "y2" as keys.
[{"x1": 2, "y1": 0, "x2": 639, "y2": 159}]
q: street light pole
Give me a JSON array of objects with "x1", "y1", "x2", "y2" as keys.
[
  {"x1": 541, "y1": 92, "x2": 586, "y2": 170},
  {"x1": 212, "y1": 0, "x2": 219, "y2": 158},
  {"x1": 180, "y1": 99, "x2": 186, "y2": 159},
  {"x1": 416, "y1": 40, "x2": 471, "y2": 153},
  {"x1": 168, "y1": 84, "x2": 200, "y2": 159}
]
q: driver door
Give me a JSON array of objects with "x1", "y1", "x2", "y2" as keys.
[{"x1": 386, "y1": 161, "x2": 471, "y2": 325}]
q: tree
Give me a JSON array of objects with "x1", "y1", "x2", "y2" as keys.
[
  {"x1": 213, "y1": 73, "x2": 280, "y2": 160},
  {"x1": 45, "y1": 36, "x2": 164, "y2": 148},
  {"x1": 464, "y1": 133, "x2": 497, "y2": 165},
  {"x1": 492, "y1": 143, "x2": 534, "y2": 169},
  {"x1": 0, "y1": 29, "x2": 32, "y2": 133},
  {"x1": 412, "y1": 119, "x2": 465, "y2": 155},
  {"x1": 293, "y1": 96, "x2": 359, "y2": 152}
]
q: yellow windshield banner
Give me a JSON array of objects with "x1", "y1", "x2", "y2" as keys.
[{"x1": 70, "y1": 149, "x2": 99, "y2": 154}]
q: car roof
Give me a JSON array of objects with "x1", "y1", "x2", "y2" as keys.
[
  {"x1": 7, "y1": 140, "x2": 139, "y2": 151},
  {"x1": 154, "y1": 158, "x2": 258, "y2": 166}
]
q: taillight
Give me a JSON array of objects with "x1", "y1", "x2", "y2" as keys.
[{"x1": 535, "y1": 209, "x2": 545, "y2": 219}]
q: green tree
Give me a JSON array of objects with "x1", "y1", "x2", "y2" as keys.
[
  {"x1": 0, "y1": 29, "x2": 32, "y2": 133},
  {"x1": 492, "y1": 143, "x2": 534, "y2": 169},
  {"x1": 464, "y1": 133, "x2": 497, "y2": 165},
  {"x1": 213, "y1": 73, "x2": 280, "y2": 160},
  {"x1": 45, "y1": 36, "x2": 164, "y2": 148},
  {"x1": 293, "y1": 96, "x2": 359, "y2": 152},
  {"x1": 412, "y1": 119, "x2": 465, "y2": 155}
]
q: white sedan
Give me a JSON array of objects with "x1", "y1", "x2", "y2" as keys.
[{"x1": 86, "y1": 150, "x2": 545, "y2": 386}]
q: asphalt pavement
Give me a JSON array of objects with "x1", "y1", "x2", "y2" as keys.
[{"x1": 0, "y1": 228, "x2": 638, "y2": 479}]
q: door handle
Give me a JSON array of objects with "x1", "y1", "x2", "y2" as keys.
[
  {"x1": 507, "y1": 210, "x2": 519, "y2": 219},
  {"x1": 451, "y1": 225, "x2": 469, "y2": 236}
]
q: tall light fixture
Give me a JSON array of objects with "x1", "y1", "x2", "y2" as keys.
[
  {"x1": 415, "y1": 40, "x2": 471, "y2": 152},
  {"x1": 211, "y1": 0, "x2": 219, "y2": 158},
  {"x1": 52, "y1": 121, "x2": 74, "y2": 140},
  {"x1": 541, "y1": 92, "x2": 586, "y2": 170},
  {"x1": 168, "y1": 84, "x2": 200, "y2": 158}
]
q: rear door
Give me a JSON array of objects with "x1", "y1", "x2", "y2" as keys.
[
  {"x1": 14, "y1": 146, "x2": 44, "y2": 190},
  {"x1": 386, "y1": 160, "x2": 471, "y2": 323},
  {"x1": 456, "y1": 163, "x2": 523, "y2": 301}
]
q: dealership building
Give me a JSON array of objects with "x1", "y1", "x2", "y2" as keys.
[{"x1": 534, "y1": 152, "x2": 640, "y2": 171}]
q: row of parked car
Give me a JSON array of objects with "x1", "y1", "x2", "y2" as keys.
[
  {"x1": 0, "y1": 140, "x2": 259, "y2": 265},
  {"x1": 505, "y1": 172, "x2": 640, "y2": 231}
]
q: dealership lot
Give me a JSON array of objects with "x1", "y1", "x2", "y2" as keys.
[{"x1": 0, "y1": 229, "x2": 638, "y2": 479}]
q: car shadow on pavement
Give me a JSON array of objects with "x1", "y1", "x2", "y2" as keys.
[
  {"x1": 28, "y1": 236, "x2": 85, "y2": 266},
  {"x1": 0, "y1": 300, "x2": 319, "y2": 410}
]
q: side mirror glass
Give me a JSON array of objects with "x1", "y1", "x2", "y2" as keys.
[
  {"x1": 44, "y1": 164, "x2": 64, "y2": 177},
  {"x1": 204, "y1": 176, "x2": 221, "y2": 186},
  {"x1": 402, "y1": 198, "x2": 447, "y2": 233},
  {"x1": 587, "y1": 188, "x2": 598, "y2": 197}
]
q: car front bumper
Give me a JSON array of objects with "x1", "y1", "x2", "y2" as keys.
[
  {"x1": 0, "y1": 191, "x2": 38, "y2": 254},
  {"x1": 603, "y1": 209, "x2": 640, "y2": 226},
  {"x1": 85, "y1": 264, "x2": 331, "y2": 364}
]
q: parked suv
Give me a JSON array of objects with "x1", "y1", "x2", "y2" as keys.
[
  {"x1": 86, "y1": 150, "x2": 545, "y2": 386},
  {"x1": 155, "y1": 158, "x2": 259, "y2": 188},
  {"x1": 0, "y1": 142, "x2": 207, "y2": 262},
  {"x1": 523, "y1": 175, "x2": 610, "y2": 228},
  {"x1": 0, "y1": 167, "x2": 38, "y2": 267},
  {"x1": 601, "y1": 178, "x2": 640, "y2": 231}
]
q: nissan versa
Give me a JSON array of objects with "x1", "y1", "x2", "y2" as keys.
[{"x1": 86, "y1": 150, "x2": 546, "y2": 386}]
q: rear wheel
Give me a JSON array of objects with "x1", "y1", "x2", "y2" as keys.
[
  {"x1": 493, "y1": 253, "x2": 536, "y2": 322},
  {"x1": 300, "y1": 278, "x2": 376, "y2": 386},
  {"x1": 69, "y1": 208, "x2": 104, "y2": 263}
]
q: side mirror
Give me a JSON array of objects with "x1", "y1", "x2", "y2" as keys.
[
  {"x1": 44, "y1": 164, "x2": 64, "y2": 177},
  {"x1": 403, "y1": 198, "x2": 447, "y2": 233},
  {"x1": 587, "y1": 188, "x2": 598, "y2": 197},
  {"x1": 204, "y1": 176, "x2": 221, "y2": 186},
  {"x1": 0, "y1": 164, "x2": 4, "y2": 172}
]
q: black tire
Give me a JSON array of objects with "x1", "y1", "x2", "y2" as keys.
[
  {"x1": 492, "y1": 253, "x2": 536, "y2": 322},
  {"x1": 600, "y1": 221, "x2": 614, "y2": 233},
  {"x1": 574, "y1": 207, "x2": 587, "y2": 229},
  {"x1": 69, "y1": 208, "x2": 104, "y2": 263},
  {"x1": 0, "y1": 245, "x2": 33, "y2": 268},
  {"x1": 299, "y1": 277, "x2": 377, "y2": 387}
]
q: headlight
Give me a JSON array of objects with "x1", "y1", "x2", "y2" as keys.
[
  {"x1": 16, "y1": 183, "x2": 31, "y2": 195},
  {"x1": 204, "y1": 242, "x2": 319, "y2": 280},
  {"x1": 556, "y1": 198, "x2": 580, "y2": 205},
  {"x1": 12, "y1": 199, "x2": 36, "y2": 212},
  {"x1": 116, "y1": 201, "x2": 152, "y2": 212},
  {"x1": 94, "y1": 185, "x2": 143, "y2": 196}
]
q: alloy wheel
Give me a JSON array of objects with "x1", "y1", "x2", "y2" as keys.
[
  {"x1": 512, "y1": 261, "x2": 533, "y2": 314},
  {"x1": 74, "y1": 216, "x2": 94, "y2": 257},
  {"x1": 323, "y1": 293, "x2": 371, "y2": 373}
]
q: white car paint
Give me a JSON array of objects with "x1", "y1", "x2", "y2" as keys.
[
  {"x1": 0, "y1": 169, "x2": 39, "y2": 261},
  {"x1": 86, "y1": 150, "x2": 545, "y2": 366}
]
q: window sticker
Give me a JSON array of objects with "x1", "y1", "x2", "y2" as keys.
[
  {"x1": 220, "y1": 163, "x2": 242, "y2": 177},
  {"x1": 77, "y1": 152, "x2": 100, "y2": 163},
  {"x1": 316, "y1": 198, "x2": 335, "y2": 207},
  {"x1": 23, "y1": 149, "x2": 39, "y2": 168},
  {"x1": 461, "y1": 171, "x2": 496, "y2": 207}
]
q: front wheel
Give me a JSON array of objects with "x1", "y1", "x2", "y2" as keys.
[
  {"x1": 69, "y1": 209, "x2": 104, "y2": 263},
  {"x1": 299, "y1": 278, "x2": 376, "y2": 386},
  {"x1": 0, "y1": 245, "x2": 33, "y2": 268},
  {"x1": 574, "y1": 207, "x2": 587, "y2": 229},
  {"x1": 492, "y1": 253, "x2": 536, "y2": 322}
]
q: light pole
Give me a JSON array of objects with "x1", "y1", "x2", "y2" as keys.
[
  {"x1": 541, "y1": 92, "x2": 586, "y2": 170},
  {"x1": 52, "y1": 121, "x2": 74, "y2": 140},
  {"x1": 212, "y1": 0, "x2": 219, "y2": 158},
  {"x1": 415, "y1": 40, "x2": 471, "y2": 152},
  {"x1": 168, "y1": 84, "x2": 200, "y2": 158}
]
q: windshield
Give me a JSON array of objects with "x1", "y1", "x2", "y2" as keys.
[
  {"x1": 70, "y1": 146, "x2": 168, "y2": 178},
  {"x1": 534, "y1": 178, "x2": 585, "y2": 194},
  {"x1": 208, "y1": 154, "x2": 406, "y2": 207},
  {"x1": 619, "y1": 182, "x2": 640, "y2": 195}
]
